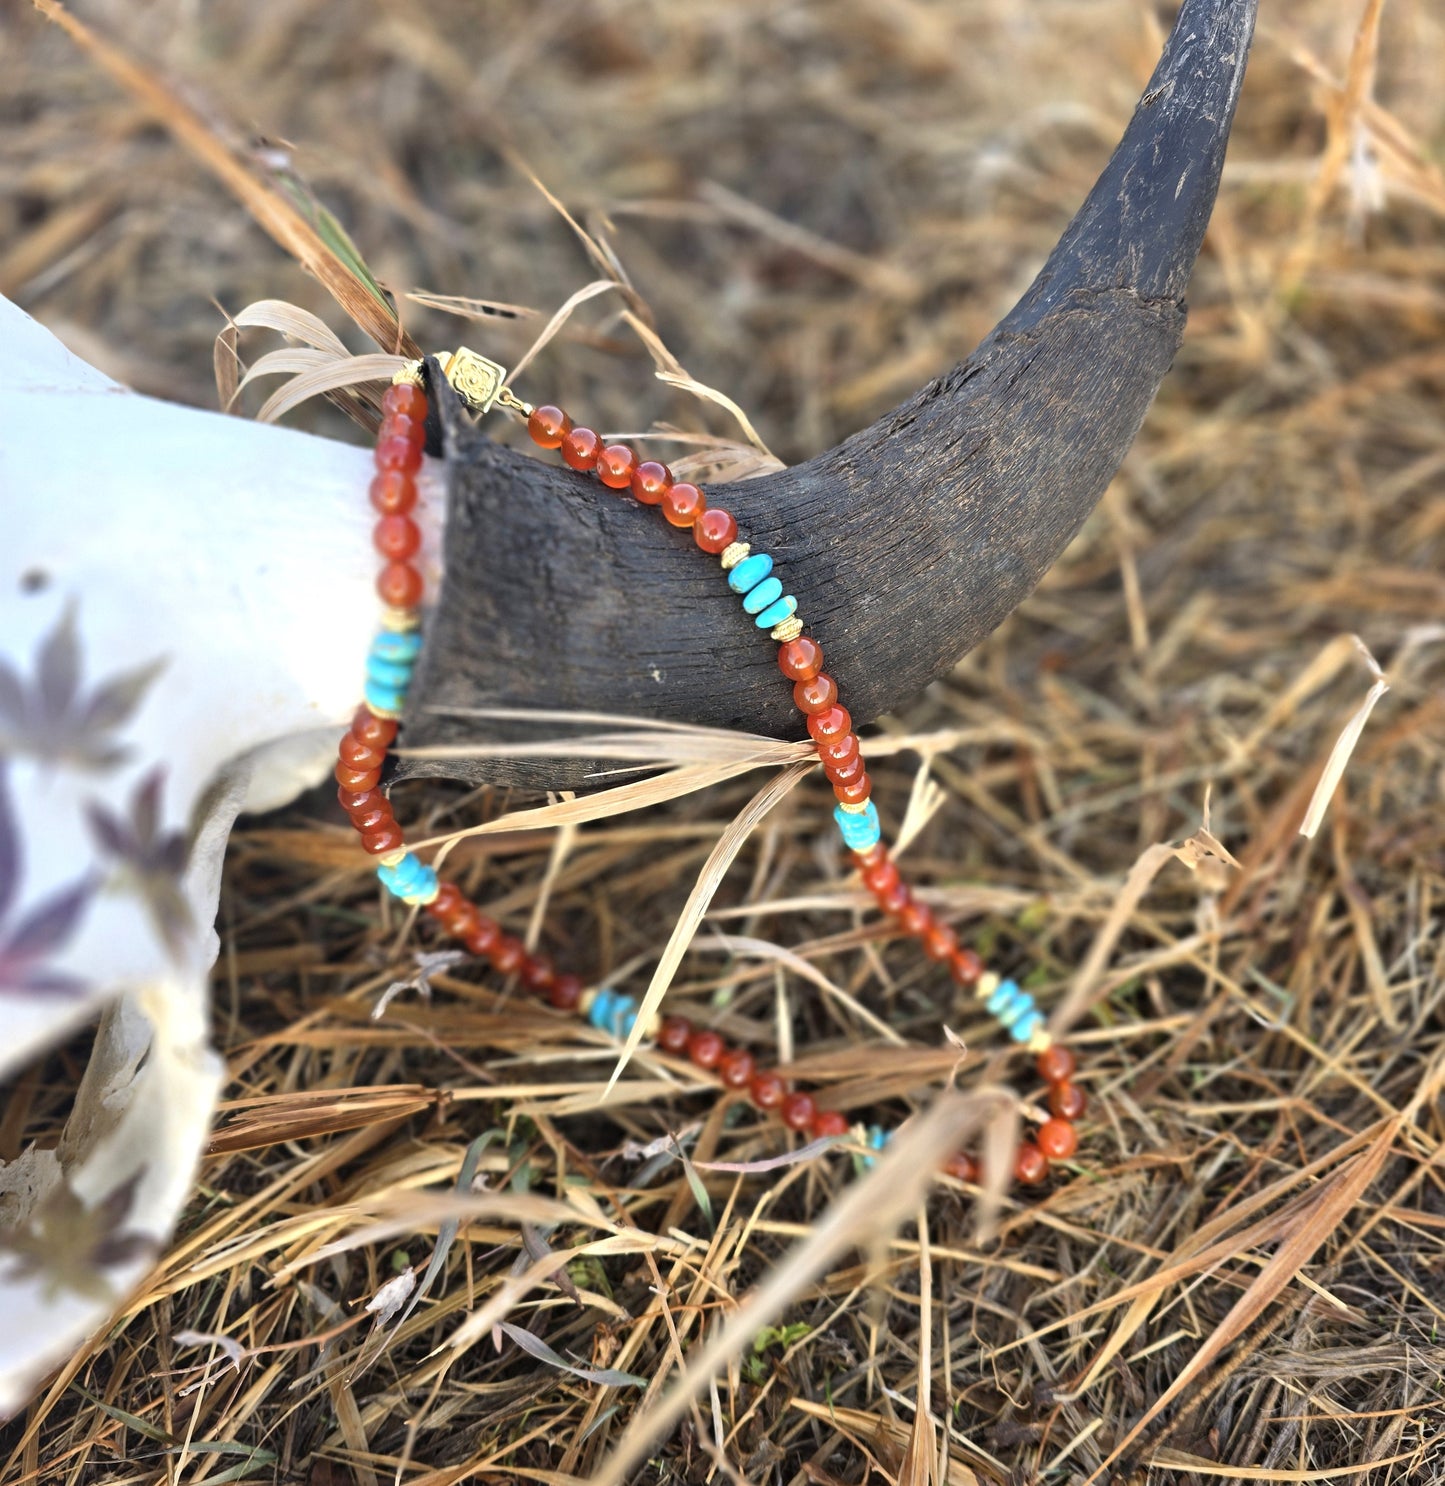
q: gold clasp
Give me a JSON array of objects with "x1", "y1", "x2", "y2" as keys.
[{"x1": 392, "y1": 346, "x2": 531, "y2": 419}]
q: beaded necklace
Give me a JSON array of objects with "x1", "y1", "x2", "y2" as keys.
[{"x1": 334, "y1": 352, "x2": 1087, "y2": 1189}]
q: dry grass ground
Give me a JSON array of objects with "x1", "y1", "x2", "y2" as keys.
[{"x1": 4, "y1": 0, "x2": 1445, "y2": 1482}]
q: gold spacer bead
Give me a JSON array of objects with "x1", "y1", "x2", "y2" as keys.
[
  {"x1": 975, "y1": 970, "x2": 999, "y2": 1003},
  {"x1": 392, "y1": 360, "x2": 426, "y2": 387},
  {"x1": 1028, "y1": 1026, "x2": 1054, "y2": 1054},
  {"x1": 376, "y1": 849, "x2": 408, "y2": 868},
  {"x1": 771, "y1": 615, "x2": 805, "y2": 643},
  {"x1": 639, "y1": 1010, "x2": 663, "y2": 1041},
  {"x1": 379, "y1": 606, "x2": 421, "y2": 632},
  {"x1": 839, "y1": 800, "x2": 870, "y2": 815},
  {"x1": 720, "y1": 541, "x2": 750, "y2": 571},
  {"x1": 577, "y1": 988, "x2": 599, "y2": 1016}
]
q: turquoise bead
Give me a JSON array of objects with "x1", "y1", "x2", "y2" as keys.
[
  {"x1": 372, "y1": 630, "x2": 423, "y2": 663},
  {"x1": 378, "y1": 852, "x2": 425, "y2": 898},
  {"x1": 833, "y1": 801, "x2": 881, "y2": 853},
  {"x1": 754, "y1": 593, "x2": 796, "y2": 629},
  {"x1": 741, "y1": 575, "x2": 783, "y2": 615},
  {"x1": 367, "y1": 654, "x2": 414, "y2": 690},
  {"x1": 364, "y1": 680, "x2": 404, "y2": 716},
  {"x1": 588, "y1": 988, "x2": 635, "y2": 1038},
  {"x1": 727, "y1": 552, "x2": 773, "y2": 594},
  {"x1": 987, "y1": 980, "x2": 1016, "y2": 1016},
  {"x1": 1011, "y1": 1010, "x2": 1044, "y2": 1043}
]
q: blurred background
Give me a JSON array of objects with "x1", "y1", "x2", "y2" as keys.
[{"x1": 5, "y1": 0, "x2": 1445, "y2": 1482}]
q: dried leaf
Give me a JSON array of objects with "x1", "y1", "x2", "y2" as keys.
[{"x1": 496, "y1": 1322, "x2": 646, "y2": 1389}]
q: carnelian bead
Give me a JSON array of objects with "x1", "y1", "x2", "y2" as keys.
[
  {"x1": 898, "y1": 901, "x2": 934, "y2": 938},
  {"x1": 778, "y1": 636, "x2": 823, "y2": 681},
  {"x1": 808, "y1": 706, "x2": 852, "y2": 743},
  {"x1": 377, "y1": 562, "x2": 424, "y2": 609},
  {"x1": 383, "y1": 382, "x2": 427, "y2": 421},
  {"x1": 750, "y1": 1070, "x2": 786, "y2": 1110},
  {"x1": 1037, "y1": 1117, "x2": 1078, "y2": 1161},
  {"x1": 335, "y1": 759, "x2": 382, "y2": 791},
  {"x1": 719, "y1": 1048, "x2": 755, "y2": 1089},
  {"x1": 923, "y1": 922, "x2": 959, "y2": 963},
  {"x1": 694, "y1": 507, "x2": 738, "y2": 554},
  {"x1": 876, "y1": 879, "x2": 911, "y2": 916},
  {"x1": 1037, "y1": 1046, "x2": 1076, "y2": 1085},
  {"x1": 1014, "y1": 1143, "x2": 1049, "y2": 1185},
  {"x1": 560, "y1": 426, "x2": 602, "y2": 471},
  {"x1": 446, "y1": 902, "x2": 480, "y2": 938},
  {"x1": 1049, "y1": 1081, "x2": 1087, "y2": 1121},
  {"x1": 548, "y1": 973, "x2": 584, "y2": 1011},
  {"x1": 854, "y1": 844, "x2": 887, "y2": 870},
  {"x1": 339, "y1": 732, "x2": 386, "y2": 771},
  {"x1": 521, "y1": 955, "x2": 556, "y2": 993},
  {"x1": 793, "y1": 673, "x2": 837, "y2": 715},
  {"x1": 834, "y1": 774, "x2": 873, "y2": 806},
  {"x1": 823, "y1": 752, "x2": 867, "y2": 786},
  {"x1": 661, "y1": 481, "x2": 706, "y2": 527},
  {"x1": 950, "y1": 948, "x2": 983, "y2": 988},
  {"x1": 863, "y1": 859, "x2": 900, "y2": 896},
  {"x1": 811, "y1": 1109, "x2": 850, "y2": 1139},
  {"x1": 527, "y1": 405, "x2": 572, "y2": 450},
  {"x1": 491, "y1": 936, "x2": 526, "y2": 975},
  {"x1": 352, "y1": 708, "x2": 398, "y2": 750},
  {"x1": 781, "y1": 1092, "x2": 816, "y2": 1131},
  {"x1": 428, "y1": 882, "x2": 465, "y2": 921},
  {"x1": 687, "y1": 1029, "x2": 724, "y2": 1069},
  {"x1": 374, "y1": 514, "x2": 421, "y2": 561},
  {"x1": 596, "y1": 444, "x2": 638, "y2": 490},
  {"x1": 944, "y1": 1151, "x2": 979, "y2": 1183},
  {"x1": 375, "y1": 434, "x2": 422, "y2": 475},
  {"x1": 817, "y1": 733, "x2": 860, "y2": 768},
  {"x1": 658, "y1": 1016, "x2": 693, "y2": 1054},
  {"x1": 463, "y1": 916, "x2": 500, "y2": 957},
  {"x1": 361, "y1": 821, "x2": 405, "y2": 855},
  {"x1": 380, "y1": 412, "x2": 425, "y2": 449},
  {"x1": 338, "y1": 785, "x2": 384, "y2": 815},
  {"x1": 349, "y1": 801, "x2": 392, "y2": 833},
  {"x1": 630, "y1": 460, "x2": 672, "y2": 505},
  {"x1": 369, "y1": 471, "x2": 417, "y2": 515}
]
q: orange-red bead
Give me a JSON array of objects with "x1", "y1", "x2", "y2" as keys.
[
  {"x1": 923, "y1": 922, "x2": 958, "y2": 963},
  {"x1": 383, "y1": 383, "x2": 427, "y2": 421},
  {"x1": 491, "y1": 935, "x2": 526, "y2": 976},
  {"x1": 352, "y1": 708, "x2": 398, "y2": 750},
  {"x1": 521, "y1": 954, "x2": 555, "y2": 993},
  {"x1": 863, "y1": 858, "x2": 900, "y2": 896},
  {"x1": 527, "y1": 405, "x2": 572, "y2": 450},
  {"x1": 750, "y1": 1070, "x2": 786, "y2": 1110},
  {"x1": 361, "y1": 821, "x2": 405, "y2": 855},
  {"x1": 338, "y1": 785, "x2": 384, "y2": 815},
  {"x1": 808, "y1": 706, "x2": 852, "y2": 743},
  {"x1": 661, "y1": 481, "x2": 706, "y2": 528},
  {"x1": 375, "y1": 434, "x2": 422, "y2": 475},
  {"x1": 1037, "y1": 1117, "x2": 1078, "y2": 1161},
  {"x1": 1037, "y1": 1046, "x2": 1076, "y2": 1085},
  {"x1": 793, "y1": 673, "x2": 837, "y2": 715},
  {"x1": 778, "y1": 636, "x2": 823, "y2": 681},
  {"x1": 694, "y1": 507, "x2": 738, "y2": 554},
  {"x1": 548, "y1": 973, "x2": 584, "y2": 1011},
  {"x1": 817, "y1": 733, "x2": 860, "y2": 768},
  {"x1": 944, "y1": 1151, "x2": 979, "y2": 1183},
  {"x1": 596, "y1": 444, "x2": 638, "y2": 490},
  {"x1": 876, "y1": 879, "x2": 911, "y2": 916},
  {"x1": 719, "y1": 1048, "x2": 756, "y2": 1089},
  {"x1": 348, "y1": 800, "x2": 391, "y2": 833},
  {"x1": 687, "y1": 1029, "x2": 724, "y2": 1069},
  {"x1": 370, "y1": 471, "x2": 417, "y2": 515},
  {"x1": 834, "y1": 775, "x2": 873, "y2": 806},
  {"x1": 561, "y1": 426, "x2": 602, "y2": 471},
  {"x1": 812, "y1": 1109, "x2": 850, "y2": 1138},
  {"x1": 1014, "y1": 1143, "x2": 1049, "y2": 1185},
  {"x1": 823, "y1": 752, "x2": 867, "y2": 786},
  {"x1": 428, "y1": 882, "x2": 465, "y2": 922},
  {"x1": 335, "y1": 759, "x2": 382, "y2": 791},
  {"x1": 630, "y1": 460, "x2": 672, "y2": 506},
  {"x1": 380, "y1": 413, "x2": 425, "y2": 449},
  {"x1": 950, "y1": 948, "x2": 983, "y2": 988},
  {"x1": 377, "y1": 562, "x2": 424, "y2": 609},
  {"x1": 898, "y1": 901, "x2": 933, "y2": 938},
  {"x1": 338, "y1": 732, "x2": 386, "y2": 771},
  {"x1": 463, "y1": 916, "x2": 500, "y2": 957},
  {"x1": 780, "y1": 1091, "x2": 816, "y2": 1131},
  {"x1": 374, "y1": 514, "x2": 421, "y2": 561},
  {"x1": 854, "y1": 844, "x2": 887, "y2": 870},
  {"x1": 658, "y1": 1016, "x2": 693, "y2": 1054},
  {"x1": 1048, "y1": 1081, "x2": 1087, "y2": 1121}
]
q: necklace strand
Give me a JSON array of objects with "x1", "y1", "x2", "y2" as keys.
[{"x1": 333, "y1": 366, "x2": 1087, "y2": 1188}]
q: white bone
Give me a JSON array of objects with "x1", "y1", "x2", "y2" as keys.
[{"x1": 0, "y1": 294, "x2": 445, "y2": 1417}]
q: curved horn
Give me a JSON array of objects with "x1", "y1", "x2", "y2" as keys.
[{"x1": 401, "y1": 0, "x2": 1257, "y2": 788}]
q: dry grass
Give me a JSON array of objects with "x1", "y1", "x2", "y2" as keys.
[{"x1": 5, "y1": 0, "x2": 1445, "y2": 1482}]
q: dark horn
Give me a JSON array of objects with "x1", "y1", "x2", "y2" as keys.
[{"x1": 400, "y1": 0, "x2": 1257, "y2": 789}]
